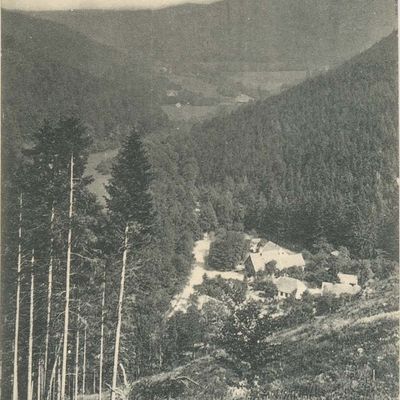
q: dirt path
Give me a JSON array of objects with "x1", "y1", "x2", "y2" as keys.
[{"x1": 168, "y1": 233, "x2": 244, "y2": 317}]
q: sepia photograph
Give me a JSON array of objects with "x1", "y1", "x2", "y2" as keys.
[{"x1": 0, "y1": 0, "x2": 399, "y2": 399}]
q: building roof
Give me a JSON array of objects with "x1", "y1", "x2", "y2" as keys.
[
  {"x1": 246, "y1": 252, "x2": 305, "y2": 272},
  {"x1": 338, "y1": 273, "x2": 358, "y2": 286},
  {"x1": 274, "y1": 253, "x2": 305, "y2": 270},
  {"x1": 247, "y1": 253, "x2": 268, "y2": 272},
  {"x1": 322, "y1": 282, "x2": 361, "y2": 296},
  {"x1": 259, "y1": 241, "x2": 296, "y2": 255},
  {"x1": 274, "y1": 276, "x2": 307, "y2": 295}
]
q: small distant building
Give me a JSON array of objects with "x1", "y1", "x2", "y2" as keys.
[
  {"x1": 166, "y1": 89, "x2": 178, "y2": 97},
  {"x1": 273, "y1": 276, "x2": 307, "y2": 300},
  {"x1": 338, "y1": 273, "x2": 358, "y2": 286},
  {"x1": 321, "y1": 282, "x2": 361, "y2": 297},
  {"x1": 175, "y1": 102, "x2": 183, "y2": 108},
  {"x1": 330, "y1": 250, "x2": 340, "y2": 257},
  {"x1": 235, "y1": 93, "x2": 254, "y2": 103}
]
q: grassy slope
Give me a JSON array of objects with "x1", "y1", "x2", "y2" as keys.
[{"x1": 128, "y1": 277, "x2": 399, "y2": 399}]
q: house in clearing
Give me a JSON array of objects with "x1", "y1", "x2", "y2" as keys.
[
  {"x1": 338, "y1": 273, "x2": 358, "y2": 286},
  {"x1": 273, "y1": 276, "x2": 307, "y2": 300},
  {"x1": 244, "y1": 246, "x2": 305, "y2": 277}
]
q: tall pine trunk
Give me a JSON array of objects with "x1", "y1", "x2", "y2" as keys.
[
  {"x1": 111, "y1": 224, "x2": 129, "y2": 400},
  {"x1": 37, "y1": 360, "x2": 43, "y2": 400},
  {"x1": 44, "y1": 204, "x2": 55, "y2": 385},
  {"x1": 74, "y1": 317, "x2": 80, "y2": 400},
  {"x1": 61, "y1": 154, "x2": 74, "y2": 400},
  {"x1": 12, "y1": 193, "x2": 23, "y2": 400},
  {"x1": 98, "y1": 267, "x2": 106, "y2": 400},
  {"x1": 57, "y1": 366, "x2": 61, "y2": 400},
  {"x1": 27, "y1": 249, "x2": 35, "y2": 400},
  {"x1": 47, "y1": 355, "x2": 58, "y2": 400},
  {"x1": 82, "y1": 324, "x2": 87, "y2": 395}
]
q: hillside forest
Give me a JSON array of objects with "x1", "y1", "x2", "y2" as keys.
[{"x1": 1, "y1": 3, "x2": 399, "y2": 400}]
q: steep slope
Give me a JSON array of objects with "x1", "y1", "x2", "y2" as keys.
[
  {"x1": 32, "y1": 0, "x2": 396, "y2": 69},
  {"x1": 190, "y1": 32, "x2": 398, "y2": 257},
  {"x1": 1, "y1": 10, "x2": 167, "y2": 150},
  {"x1": 128, "y1": 278, "x2": 399, "y2": 399}
]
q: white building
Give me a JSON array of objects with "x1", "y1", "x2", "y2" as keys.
[
  {"x1": 337, "y1": 273, "x2": 358, "y2": 286},
  {"x1": 321, "y1": 282, "x2": 361, "y2": 296},
  {"x1": 273, "y1": 276, "x2": 308, "y2": 300}
]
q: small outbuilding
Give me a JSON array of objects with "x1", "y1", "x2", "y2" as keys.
[
  {"x1": 321, "y1": 282, "x2": 361, "y2": 296},
  {"x1": 273, "y1": 276, "x2": 307, "y2": 300},
  {"x1": 337, "y1": 273, "x2": 358, "y2": 286}
]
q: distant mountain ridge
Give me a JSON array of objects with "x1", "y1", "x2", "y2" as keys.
[
  {"x1": 31, "y1": 0, "x2": 396, "y2": 69},
  {"x1": 2, "y1": 10, "x2": 167, "y2": 151}
]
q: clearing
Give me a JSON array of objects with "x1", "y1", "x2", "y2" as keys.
[{"x1": 168, "y1": 234, "x2": 244, "y2": 317}]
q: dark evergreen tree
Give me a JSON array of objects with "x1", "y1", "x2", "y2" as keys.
[{"x1": 106, "y1": 126, "x2": 153, "y2": 236}]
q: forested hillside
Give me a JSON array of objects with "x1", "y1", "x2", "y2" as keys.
[
  {"x1": 33, "y1": 0, "x2": 396, "y2": 69},
  {"x1": 190, "y1": 32, "x2": 398, "y2": 258},
  {"x1": 1, "y1": 10, "x2": 168, "y2": 151}
]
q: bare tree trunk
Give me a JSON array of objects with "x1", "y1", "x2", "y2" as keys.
[
  {"x1": 98, "y1": 267, "x2": 106, "y2": 400},
  {"x1": 74, "y1": 320, "x2": 80, "y2": 400},
  {"x1": 111, "y1": 224, "x2": 129, "y2": 400},
  {"x1": 47, "y1": 355, "x2": 58, "y2": 400},
  {"x1": 61, "y1": 154, "x2": 74, "y2": 400},
  {"x1": 57, "y1": 366, "x2": 61, "y2": 400},
  {"x1": 93, "y1": 372, "x2": 96, "y2": 394},
  {"x1": 47, "y1": 338, "x2": 62, "y2": 400},
  {"x1": 27, "y1": 249, "x2": 35, "y2": 400},
  {"x1": 12, "y1": 193, "x2": 23, "y2": 400},
  {"x1": 82, "y1": 324, "x2": 87, "y2": 395},
  {"x1": 38, "y1": 360, "x2": 42, "y2": 400},
  {"x1": 44, "y1": 204, "x2": 55, "y2": 384},
  {"x1": 119, "y1": 363, "x2": 128, "y2": 388}
]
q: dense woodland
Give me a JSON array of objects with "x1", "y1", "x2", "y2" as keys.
[
  {"x1": 190, "y1": 32, "x2": 399, "y2": 259},
  {"x1": 1, "y1": 5, "x2": 398, "y2": 398}
]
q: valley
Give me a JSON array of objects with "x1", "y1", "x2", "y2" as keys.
[{"x1": 1, "y1": 1, "x2": 398, "y2": 400}]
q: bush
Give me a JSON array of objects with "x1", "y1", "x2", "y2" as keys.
[
  {"x1": 207, "y1": 230, "x2": 248, "y2": 270},
  {"x1": 195, "y1": 275, "x2": 247, "y2": 305},
  {"x1": 252, "y1": 280, "x2": 278, "y2": 299}
]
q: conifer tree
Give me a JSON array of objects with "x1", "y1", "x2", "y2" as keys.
[{"x1": 106, "y1": 127, "x2": 154, "y2": 397}]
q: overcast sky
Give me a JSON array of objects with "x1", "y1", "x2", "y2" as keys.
[{"x1": 2, "y1": 0, "x2": 219, "y2": 11}]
